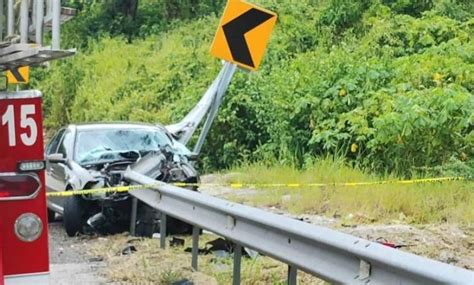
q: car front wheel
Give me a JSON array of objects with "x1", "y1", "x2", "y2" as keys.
[{"x1": 63, "y1": 196, "x2": 90, "y2": 237}]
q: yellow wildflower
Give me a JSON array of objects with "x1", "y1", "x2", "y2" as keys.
[
  {"x1": 433, "y1": 72, "x2": 443, "y2": 84},
  {"x1": 397, "y1": 135, "x2": 404, "y2": 144},
  {"x1": 351, "y1": 143, "x2": 358, "y2": 153},
  {"x1": 339, "y1": 88, "x2": 347, "y2": 97}
]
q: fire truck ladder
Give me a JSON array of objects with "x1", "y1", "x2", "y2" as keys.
[{"x1": 0, "y1": 0, "x2": 75, "y2": 71}]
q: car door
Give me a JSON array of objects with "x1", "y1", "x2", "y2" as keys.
[
  {"x1": 45, "y1": 128, "x2": 65, "y2": 192},
  {"x1": 45, "y1": 128, "x2": 69, "y2": 210}
]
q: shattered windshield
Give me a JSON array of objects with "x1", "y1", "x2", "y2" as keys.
[{"x1": 75, "y1": 128, "x2": 176, "y2": 164}]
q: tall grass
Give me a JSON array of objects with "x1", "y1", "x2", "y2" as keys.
[
  {"x1": 89, "y1": 233, "x2": 324, "y2": 284},
  {"x1": 224, "y1": 159, "x2": 473, "y2": 224}
]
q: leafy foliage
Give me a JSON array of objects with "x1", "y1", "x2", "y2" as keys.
[
  {"x1": 34, "y1": 0, "x2": 473, "y2": 176},
  {"x1": 60, "y1": 0, "x2": 226, "y2": 47}
]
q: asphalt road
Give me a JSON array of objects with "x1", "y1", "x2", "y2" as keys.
[{"x1": 48, "y1": 221, "x2": 107, "y2": 285}]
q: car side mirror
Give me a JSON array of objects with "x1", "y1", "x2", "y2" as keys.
[{"x1": 47, "y1": 153, "x2": 67, "y2": 164}]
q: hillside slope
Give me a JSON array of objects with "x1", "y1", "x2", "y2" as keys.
[{"x1": 33, "y1": 0, "x2": 473, "y2": 175}]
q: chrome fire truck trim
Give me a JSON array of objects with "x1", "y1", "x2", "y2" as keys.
[{"x1": 5, "y1": 271, "x2": 49, "y2": 285}]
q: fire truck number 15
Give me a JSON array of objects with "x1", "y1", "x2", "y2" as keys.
[{"x1": 1, "y1": 105, "x2": 38, "y2": 147}]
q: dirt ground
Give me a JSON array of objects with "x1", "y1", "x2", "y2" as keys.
[
  {"x1": 47, "y1": 175, "x2": 473, "y2": 284},
  {"x1": 271, "y1": 210, "x2": 474, "y2": 270},
  {"x1": 200, "y1": 174, "x2": 474, "y2": 271}
]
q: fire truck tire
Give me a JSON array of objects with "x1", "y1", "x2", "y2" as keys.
[
  {"x1": 63, "y1": 196, "x2": 87, "y2": 237},
  {"x1": 48, "y1": 209, "x2": 56, "y2": 222}
]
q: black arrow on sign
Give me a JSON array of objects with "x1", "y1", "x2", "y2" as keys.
[
  {"x1": 222, "y1": 8, "x2": 274, "y2": 68},
  {"x1": 10, "y1": 67, "x2": 25, "y2": 82}
]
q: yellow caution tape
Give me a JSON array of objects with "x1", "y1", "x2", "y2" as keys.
[
  {"x1": 46, "y1": 184, "x2": 147, "y2": 197},
  {"x1": 45, "y1": 176, "x2": 467, "y2": 197}
]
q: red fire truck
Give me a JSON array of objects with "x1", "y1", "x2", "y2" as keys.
[
  {"x1": 0, "y1": 91, "x2": 49, "y2": 284},
  {"x1": 0, "y1": 0, "x2": 75, "y2": 283}
]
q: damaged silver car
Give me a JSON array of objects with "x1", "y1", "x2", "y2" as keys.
[
  {"x1": 47, "y1": 62, "x2": 237, "y2": 238},
  {"x1": 46, "y1": 123, "x2": 199, "y2": 237}
]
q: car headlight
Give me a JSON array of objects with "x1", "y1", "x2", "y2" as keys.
[{"x1": 15, "y1": 213, "x2": 43, "y2": 242}]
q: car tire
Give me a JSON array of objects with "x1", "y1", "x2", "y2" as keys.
[
  {"x1": 47, "y1": 209, "x2": 56, "y2": 222},
  {"x1": 63, "y1": 196, "x2": 87, "y2": 237},
  {"x1": 135, "y1": 202, "x2": 160, "y2": 237}
]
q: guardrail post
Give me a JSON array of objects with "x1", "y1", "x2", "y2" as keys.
[
  {"x1": 233, "y1": 243, "x2": 242, "y2": 285},
  {"x1": 288, "y1": 265, "x2": 297, "y2": 285},
  {"x1": 129, "y1": 197, "x2": 138, "y2": 236},
  {"x1": 160, "y1": 212, "x2": 167, "y2": 249},
  {"x1": 191, "y1": 226, "x2": 200, "y2": 270}
]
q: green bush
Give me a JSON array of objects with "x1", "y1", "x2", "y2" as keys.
[{"x1": 34, "y1": 0, "x2": 473, "y2": 176}]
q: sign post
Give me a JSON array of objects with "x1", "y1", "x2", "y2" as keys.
[{"x1": 166, "y1": 0, "x2": 277, "y2": 153}]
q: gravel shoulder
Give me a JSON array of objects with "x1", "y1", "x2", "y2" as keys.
[
  {"x1": 200, "y1": 174, "x2": 474, "y2": 271},
  {"x1": 49, "y1": 221, "x2": 108, "y2": 285},
  {"x1": 272, "y1": 209, "x2": 474, "y2": 270}
]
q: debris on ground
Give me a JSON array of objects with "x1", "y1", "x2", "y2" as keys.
[
  {"x1": 375, "y1": 237, "x2": 412, "y2": 249},
  {"x1": 171, "y1": 279, "x2": 194, "y2": 285},
  {"x1": 121, "y1": 244, "x2": 137, "y2": 255},
  {"x1": 184, "y1": 237, "x2": 259, "y2": 260},
  {"x1": 170, "y1": 237, "x2": 186, "y2": 247}
]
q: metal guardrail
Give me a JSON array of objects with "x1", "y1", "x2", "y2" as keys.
[{"x1": 124, "y1": 169, "x2": 474, "y2": 285}]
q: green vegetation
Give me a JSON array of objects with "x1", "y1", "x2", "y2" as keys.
[
  {"x1": 223, "y1": 160, "x2": 473, "y2": 224},
  {"x1": 32, "y1": 0, "x2": 473, "y2": 176},
  {"x1": 37, "y1": 2, "x2": 472, "y2": 282},
  {"x1": 89, "y1": 232, "x2": 323, "y2": 284}
]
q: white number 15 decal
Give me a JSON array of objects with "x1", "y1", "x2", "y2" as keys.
[{"x1": 1, "y1": 105, "x2": 38, "y2": 147}]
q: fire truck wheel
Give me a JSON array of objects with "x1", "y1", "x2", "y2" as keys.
[
  {"x1": 63, "y1": 196, "x2": 88, "y2": 237},
  {"x1": 48, "y1": 209, "x2": 56, "y2": 222}
]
